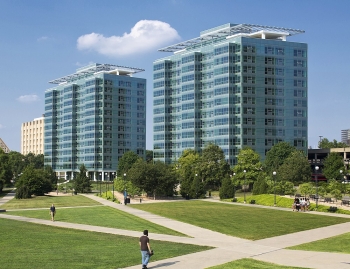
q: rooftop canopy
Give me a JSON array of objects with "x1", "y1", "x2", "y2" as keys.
[
  {"x1": 159, "y1": 23, "x2": 305, "y2": 53},
  {"x1": 49, "y1": 63, "x2": 145, "y2": 84}
]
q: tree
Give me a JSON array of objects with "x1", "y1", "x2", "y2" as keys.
[
  {"x1": 73, "y1": 164, "x2": 91, "y2": 193},
  {"x1": 44, "y1": 165, "x2": 58, "y2": 186},
  {"x1": 190, "y1": 174, "x2": 205, "y2": 199},
  {"x1": 128, "y1": 159, "x2": 177, "y2": 198},
  {"x1": 252, "y1": 173, "x2": 269, "y2": 195},
  {"x1": 24, "y1": 153, "x2": 44, "y2": 169},
  {"x1": 0, "y1": 149, "x2": 12, "y2": 192},
  {"x1": 277, "y1": 151, "x2": 312, "y2": 185},
  {"x1": 319, "y1": 138, "x2": 348, "y2": 149},
  {"x1": 146, "y1": 150, "x2": 153, "y2": 163},
  {"x1": 177, "y1": 149, "x2": 200, "y2": 198},
  {"x1": 15, "y1": 165, "x2": 52, "y2": 198},
  {"x1": 233, "y1": 148, "x2": 263, "y2": 188},
  {"x1": 117, "y1": 151, "x2": 141, "y2": 176},
  {"x1": 219, "y1": 176, "x2": 235, "y2": 199},
  {"x1": 322, "y1": 152, "x2": 344, "y2": 181},
  {"x1": 197, "y1": 144, "x2": 230, "y2": 191},
  {"x1": 113, "y1": 175, "x2": 141, "y2": 197},
  {"x1": 264, "y1": 142, "x2": 296, "y2": 173},
  {"x1": 299, "y1": 183, "x2": 314, "y2": 197},
  {"x1": 7, "y1": 151, "x2": 26, "y2": 182}
]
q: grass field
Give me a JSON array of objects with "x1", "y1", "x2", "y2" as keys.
[
  {"x1": 1, "y1": 194, "x2": 186, "y2": 236},
  {"x1": 0, "y1": 218, "x2": 210, "y2": 269},
  {"x1": 0, "y1": 194, "x2": 101, "y2": 209},
  {"x1": 130, "y1": 200, "x2": 350, "y2": 240},
  {"x1": 287, "y1": 232, "x2": 350, "y2": 254},
  {"x1": 5, "y1": 206, "x2": 186, "y2": 236},
  {"x1": 224, "y1": 194, "x2": 350, "y2": 215},
  {"x1": 207, "y1": 258, "x2": 309, "y2": 269}
]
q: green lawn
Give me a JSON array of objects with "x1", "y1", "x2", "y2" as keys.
[
  {"x1": 5, "y1": 206, "x2": 186, "y2": 236},
  {"x1": 207, "y1": 258, "x2": 310, "y2": 269},
  {"x1": 0, "y1": 218, "x2": 210, "y2": 269},
  {"x1": 225, "y1": 194, "x2": 350, "y2": 215},
  {"x1": 0, "y1": 194, "x2": 101, "y2": 209},
  {"x1": 130, "y1": 200, "x2": 350, "y2": 240},
  {"x1": 288, "y1": 232, "x2": 350, "y2": 254}
]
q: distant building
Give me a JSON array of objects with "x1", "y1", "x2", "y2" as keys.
[
  {"x1": 44, "y1": 63, "x2": 146, "y2": 181},
  {"x1": 0, "y1": 138, "x2": 10, "y2": 153},
  {"x1": 21, "y1": 116, "x2": 44, "y2": 155},
  {"x1": 153, "y1": 23, "x2": 308, "y2": 165},
  {"x1": 308, "y1": 148, "x2": 350, "y2": 181},
  {"x1": 341, "y1": 129, "x2": 350, "y2": 146}
]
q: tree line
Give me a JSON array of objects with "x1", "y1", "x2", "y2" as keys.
[{"x1": 1, "y1": 137, "x2": 348, "y2": 200}]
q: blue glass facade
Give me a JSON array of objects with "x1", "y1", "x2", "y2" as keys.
[
  {"x1": 44, "y1": 63, "x2": 146, "y2": 179},
  {"x1": 153, "y1": 24, "x2": 308, "y2": 165}
]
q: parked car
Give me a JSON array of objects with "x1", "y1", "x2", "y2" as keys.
[{"x1": 342, "y1": 180, "x2": 350, "y2": 184}]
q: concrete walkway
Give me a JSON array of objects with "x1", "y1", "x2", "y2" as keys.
[{"x1": 1, "y1": 191, "x2": 350, "y2": 268}]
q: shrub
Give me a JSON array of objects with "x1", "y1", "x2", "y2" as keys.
[{"x1": 219, "y1": 176, "x2": 235, "y2": 199}]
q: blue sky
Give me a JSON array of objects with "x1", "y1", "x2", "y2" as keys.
[{"x1": 0, "y1": 0, "x2": 349, "y2": 152}]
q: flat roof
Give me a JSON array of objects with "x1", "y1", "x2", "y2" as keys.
[
  {"x1": 49, "y1": 63, "x2": 145, "y2": 84},
  {"x1": 159, "y1": 23, "x2": 305, "y2": 52}
]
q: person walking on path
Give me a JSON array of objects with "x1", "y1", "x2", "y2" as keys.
[
  {"x1": 139, "y1": 229, "x2": 152, "y2": 269},
  {"x1": 49, "y1": 204, "x2": 56, "y2": 221}
]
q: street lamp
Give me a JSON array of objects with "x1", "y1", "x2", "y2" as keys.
[
  {"x1": 123, "y1": 173, "x2": 127, "y2": 204},
  {"x1": 99, "y1": 173, "x2": 102, "y2": 196},
  {"x1": 340, "y1": 170, "x2": 345, "y2": 195},
  {"x1": 176, "y1": 166, "x2": 179, "y2": 193},
  {"x1": 112, "y1": 172, "x2": 115, "y2": 201},
  {"x1": 243, "y1": 170, "x2": 246, "y2": 203},
  {"x1": 195, "y1": 173, "x2": 198, "y2": 199},
  {"x1": 315, "y1": 166, "x2": 319, "y2": 210},
  {"x1": 340, "y1": 169, "x2": 343, "y2": 182},
  {"x1": 105, "y1": 172, "x2": 108, "y2": 193},
  {"x1": 233, "y1": 173, "x2": 236, "y2": 198},
  {"x1": 273, "y1": 171, "x2": 277, "y2": 206}
]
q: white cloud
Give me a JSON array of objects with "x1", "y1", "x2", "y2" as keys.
[
  {"x1": 77, "y1": 20, "x2": 180, "y2": 57},
  {"x1": 37, "y1": 36, "x2": 48, "y2": 42},
  {"x1": 0, "y1": 124, "x2": 4, "y2": 129},
  {"x1": 17, "y1": 95, "x2": 40, "y2": 103}
]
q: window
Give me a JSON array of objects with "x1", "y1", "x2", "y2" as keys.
[
  {"x1": 243, "y1": 66, "x2": 255, "y2": 74},
  {"x1": 294, "y1": 80, "x2": 306, "y2": 87},
  {"x1": 294, "y1": 89, "x2": 306, "y2": 97},
  {"x1": 243, "y1": 55, "x2": 256, "y2": 63},
  {"x1": 182, "y1": 55, "x2": 195, "y2": 64},
  {"x1": 265, "y1": 67, "x2": 274, "y2": 75},
  {"x1": 276, "y1": 48, "x2": 284, "y2": 55},
  {"x1": 265, "y1": 108, "x2": 274, "y2": 115},
  {"x1": 243, "y1": 87, "x2": 255, "y2": 94},
  {"x1": 265, "y1": 57, "x2": 274, "y2": 65},
  {"x1": 214, "y1": 46, "x2": 229, "y2": 55},
  {"x1": 243, "y1": 46, "x2": 256, "y2": 53},
  {"x1": 265, "y1": 78, "x2": 275, "y2": 85},
  {"x1": 294, "y1": 60, "x2": 306, "y2": 67},
  {"x1": 265, "y1": 47, "x2": 274, "y2": 54},
  {"x1": 243, "y1": 76, "x2": 255, "y2": 84},
  {"x1": 294, "y1": 49, "x2": 306, "y2": 57},
  {"x1": 294, "y1": 70, "x2": 306, "y2": 77}
]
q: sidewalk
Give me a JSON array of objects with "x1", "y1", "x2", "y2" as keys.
[{"x1": 1, "y1": 191, "x2": 350, "y2": 268}]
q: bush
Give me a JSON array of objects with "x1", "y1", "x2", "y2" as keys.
[
  {"x1": 15, "y1": 185, "x2": 31, "y2": 199},
  {"x1": 219, "y1": 176, "x2": 235, "y2": 199},
  {"x1": 252, "y1": 174, "x2": 268, "y2": 195}
]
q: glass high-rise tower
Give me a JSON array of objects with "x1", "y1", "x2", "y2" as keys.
[
  {"x1": 44, "y1": 63, "x2": 146, "y2": 180},
  {"x1": 153, "y1": 23, "x2": 307, "y2": 165}
]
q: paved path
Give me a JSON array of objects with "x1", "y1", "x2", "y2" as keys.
[{"x1": 1, "y1": 191, "x2": 350, "y2": 268}]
